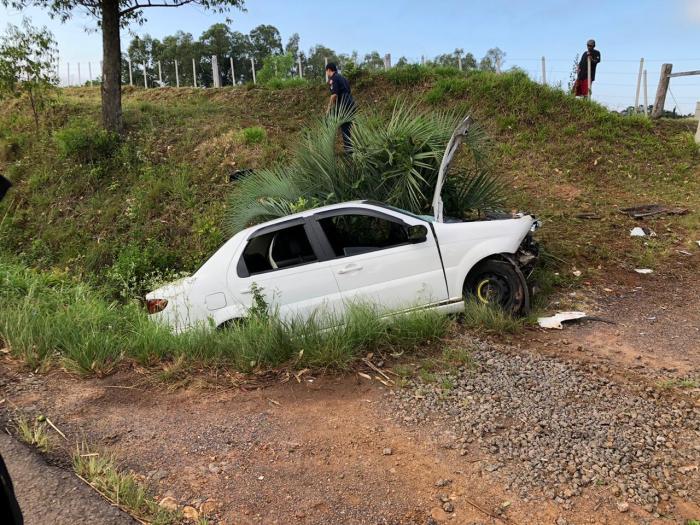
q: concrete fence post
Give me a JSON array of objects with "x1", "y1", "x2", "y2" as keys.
[
  {"x1": 324, "y1": 56, "x2": 328, "y2": 83},
  {"x1": 695, "y1": 101, "x2": 700, "y2": 145},
  {"x1": 212, "y1": 55, "x2": 221, "y2": 88},
  {"x1": 230, "y1": 57, "x2": 236, "y2": 85},
  {"x1": 67, "y1": 62, "x2": 70, "y2": 86},
  {"x1": 88, "y1": 62, "x2": 92, "y2": 86},
  {"x1": 541, "y1": 56, "x2": 546, "y2": 85},
  {"x1": 643, "y1": 69, "x2": 648, "y2": 116},
  {"x1": 77, "y1": 62, "x2": 81, "y2": 86},
  {"x1": 251, "y1": 57, "x2": 256, "y2": 84},
  {"x1": 192, "y1": 58, "x2": 197, "y2": 87},
  {"x1": 143, "y1": 62, "x2": 148, "y2": 88},
  {"x1": 458, "y1": 55, "x2": 462, "y2": 71},
  {"x1": 158, "y1": 61, "x2": 163, "y2": 86},
  {"x1": 634, "y1": 58, "x2": 644, "y2": 112},
  {"x1": 384, "y1": 53, "x2": 391, "y2": 69},
  {"x1": 175, "y1": 60, "x2": 180, "y2": 88},
  {"x1": 298, "y1": 57, "x2": 303, "y2": 78},
  {"x1": 128, "y1": 58, "x2": 133, "y2": 86}
]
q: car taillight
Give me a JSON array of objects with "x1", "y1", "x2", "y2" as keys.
[{"x1": 146, "y1": 299, "x2": 168, "y2": 314}]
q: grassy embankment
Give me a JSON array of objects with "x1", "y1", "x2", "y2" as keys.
[{"x1": 0, "y1": 67, "x2": 698, "y2": 376}]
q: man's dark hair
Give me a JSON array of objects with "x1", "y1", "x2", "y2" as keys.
[{"x1": 325, "y1": 62, "x2": 338, "y2": 72}]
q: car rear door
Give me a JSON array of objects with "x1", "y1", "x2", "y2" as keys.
[
  {"x1": 309, "y1": 208, "x2": 448, "y2": 312},
  {"x1": 231, "y1": 218, "x2": 345, "y2": 322}
]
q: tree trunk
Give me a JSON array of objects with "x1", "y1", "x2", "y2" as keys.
[{"x1": 101, "y1": 0, "x2": 123, "y2": 133}]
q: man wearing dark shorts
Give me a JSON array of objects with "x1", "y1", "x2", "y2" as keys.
[
  {"x1": 325, "y1": 62, "x2": 356, "y2": 151},
  {"x1": 575, "y1": 39, "x2": 601, "y2": 97}
]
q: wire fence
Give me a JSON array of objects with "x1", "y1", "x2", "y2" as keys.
[{"x1": 58, "y1": 53, "x2": 700, "y2": 115}]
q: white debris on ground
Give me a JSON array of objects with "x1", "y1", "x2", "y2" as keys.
[
  {"x1": 630, "y1": 227, "x2": 646, "y2": 237},
  {"x1": 634, "y1": 269, "x2": 654, "y2": 274},
  {"x1": 537, "y1": 312, "x2": 587, "y2": 329}
]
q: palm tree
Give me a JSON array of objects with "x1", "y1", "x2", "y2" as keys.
[{"x1": 224, "y1": 102, "x2": 503, "y2": 234}]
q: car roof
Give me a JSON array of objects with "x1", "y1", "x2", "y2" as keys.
[{"x1": 240, "y1": 200, "x2": 387, "y2": 234}]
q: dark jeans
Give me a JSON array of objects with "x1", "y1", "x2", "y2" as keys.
[{"x1": 340, "y1": 121, "x2": 353, "y2": 152}]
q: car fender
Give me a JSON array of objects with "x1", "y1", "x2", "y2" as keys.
[
  {"x1": 209, "y1": 304, "x2": 250, "y2": 328},
  {"x1": 445, "y1": 236, "x2": 526, "y2": 298}
]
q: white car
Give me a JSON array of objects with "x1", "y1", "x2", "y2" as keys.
[{"x1": 146, "y1": 118, "x2": 540, "y2": 332}]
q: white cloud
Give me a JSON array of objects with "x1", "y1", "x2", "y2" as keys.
[{"x1": 686, "y1": 0, "x2": 700, "y2": 23}]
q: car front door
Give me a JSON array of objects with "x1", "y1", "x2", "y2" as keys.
[
  {"x1": 231, "y1": 219, "x2": 345, "y2": 322},
  {"x1": 310, "y1": 209, "x2": 448, "y2": 312}
]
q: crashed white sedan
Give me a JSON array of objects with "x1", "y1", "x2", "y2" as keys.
[{"x1": 147, "y1": 118, "x2": 540, "y2": 332}]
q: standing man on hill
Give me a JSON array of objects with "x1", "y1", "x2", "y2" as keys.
[
  {"x1": 575, "y1": 39, "x2": 601, "y2": 97},
  {"x1": 325, "y1": 62, "x2": 356, "y2": 151}
]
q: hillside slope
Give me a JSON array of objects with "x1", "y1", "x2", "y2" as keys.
[{"x1": 1, "y1": 70, "x2": 698, "y2": 299}]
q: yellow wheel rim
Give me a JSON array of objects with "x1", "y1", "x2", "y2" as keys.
[{"x1": 476, "y1": 278, "x2": 491, "y2": 304}]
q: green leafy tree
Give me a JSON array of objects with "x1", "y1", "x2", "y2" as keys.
[
  {"x1": 0, "y1": 19, "x2": 58, "y2": 133},
  {"x1": 1, "y1": 0, "x2": 245, "y2": 133},
  {"x1": 248, "y1": 24, "x2": 283, "y2": 70},
  {"x1": 361, "y1": 51, "x2": 384, "y2": 70},
  {"x1": 257, "y1": 52, "x2": 294, "y2": 83},
  {"x1": 305, "y1": 45, "x2": 338, "y2": 80},
  {"x1": 480, "y1": 47, "x2": 506, "y2": 72},
  {"x1": 285, "y1": 32, "x2": 300, "y2": 59},
  {"x1": 199, "y1": 23, "x2": 235, "y2": 86}
]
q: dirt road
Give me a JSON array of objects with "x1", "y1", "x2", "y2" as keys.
[{"x1": 0, "y1": 271, "x2": 698, "y2": 525}]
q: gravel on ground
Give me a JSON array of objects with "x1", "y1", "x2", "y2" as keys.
[{"x1": 390, "y1": 343, "x2": 700, "y2": 515}]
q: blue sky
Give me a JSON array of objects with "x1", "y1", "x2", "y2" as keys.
[{"x1": 2, "y1": 0, "x2": 699, "y2": 114}]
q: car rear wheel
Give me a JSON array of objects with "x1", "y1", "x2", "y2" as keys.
[{"x1": 464, "y1": 259, "x2": 529, "y2": 316}]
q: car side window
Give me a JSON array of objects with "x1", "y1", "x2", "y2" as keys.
[
  {"x1": 240, "y1": 224, "x2": 317, "y2": 275},
  {"x1": 318, "y1": 213, "x2": 408, "y2": 257}
]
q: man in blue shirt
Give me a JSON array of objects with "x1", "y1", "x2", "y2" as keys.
[{"x1": 325, "y1": 62, "x2": 356, "y2": 151}]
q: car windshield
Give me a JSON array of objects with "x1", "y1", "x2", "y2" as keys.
[{"x1": 363, "y1": 201, "x2": 435, "y2": 223}]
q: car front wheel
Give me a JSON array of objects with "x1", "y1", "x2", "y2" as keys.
[{"x1": 464, "y1": 259, "x2": 529, "y2": 316}]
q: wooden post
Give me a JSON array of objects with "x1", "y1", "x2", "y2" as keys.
[
  {"x1": 128, "y1": 58, "x2": 133, "y2": 86},
  {"x1": 298, "y1": 57, "x2": 302, "y2": 78},
  {"x1": 587, "y1": 54, "x2": 591, "y2": 99},
  {"x1": 143, "y1": 62, "x2": 148, "y2": 88},
  {"x1": 634, "y1": 58, "x2": 644, "y2": 112},
  {"x1": 192, "y1": 58, "x2": 197, "y2": 87},
  {"x1": 251, "y1": 58, "x2": 256, "y2": 84},
  {"x1": 652, "y1": 63, "x2": 673, "y2": 118},
  {"x1": 158, "y1": 61, "x2": 163, "y2": 86},
  {"x1": 175, "y1": 60, "x2": 180, "y2": 88},
  {"x1": 88, "y1": 62, "x2": 92, "y2": 86},
  {"x1": 212, "y1": 55, "x2": 220, "y2": 88},
  {"x1": 541, "y1": 56, "x2": 546, "y2": 85},
  {"x1": 230, "y1": 57, "x2": 236, "y2": 85},
  {"x1": 643, "y1": 69, "x2": 648, "y2": 116}
]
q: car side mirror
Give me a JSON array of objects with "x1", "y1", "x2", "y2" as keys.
[{"x1": 407, "y1": 224, "x2": 428, "y2": 243}]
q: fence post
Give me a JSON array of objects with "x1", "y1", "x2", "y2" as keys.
[
  {"x1": 251, "y1": 58, "x2": 256, "y2": 84},
  {"x1": 88, "y1": 62, "x2": 92, "y2": 86},
  {"x1": 694, "y1": 101, "x2": 700, "y2": 144},
  {"x1": 496, "y1": 56, "x2": 502, "y2": 74},
  {"x1": 643, "y1": 69, "x2": 648, "y2": 116},
  {"x1": 458, "y1": 55, "x2": 462, "y2": 71},
  {"x1": 158, "y1": 61, "x2": 163, "y2": 86},
  {"x1": 77, "y1": 62, "x2": 81, "y2": 86},
  {"x1": 230, "y1": 57, "x2": 236, "y2": 85},
  {"x1": 324, "y1": 56, "x2": 328, "y2": 83},
  {"x1": 541, "y1": 56, "x2": 547, "y2": 85},
  {"x1": 383, "y1": 53, "x2": 391, "y2": 69},
  {"x1": 212, "y1": 55, "x2": 220, "y2": 88},
  {"x1": 652, "y1": 63, "x2": 672, "y2": 118},
  {"x1": 67, "y1": 62, "x2": 70, "y2": 86},
  {"x1": 192, "y1": 58, "x2": 197, "y2": 87},
  {"x1": 634, "y1": 58, "x2": 644, "y2": 112},
  {"x1": 298, "y1": 57, "x2": 303, "y2": 78},
  {"x1": 421, "y1": 55, "x2": 425, "y2": 66},
  {"x1": 128, "y1": 58, "x2": 133, "y2": 86},
  {"x1": 100, "y1": 61, "x2": 103, "y2": 85},
  {"x1": 175, "y1": 60, "x2": 180, "y2": 88},
  {"x1": 143, "y1": 62, "x2": 148, "y2": 88}
]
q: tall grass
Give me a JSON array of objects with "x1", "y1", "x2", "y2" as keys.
[{"x1": 0, "y1": 259, "x2": 451, "y2": 376}]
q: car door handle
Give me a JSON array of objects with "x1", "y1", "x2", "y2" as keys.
[{"x1": 337, "y1": 264, "x2": 363, "y2": 275}]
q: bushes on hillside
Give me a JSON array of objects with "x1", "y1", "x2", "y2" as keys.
[{"x1": 53, "y1": 118, "x2": 120, "y2": 164}]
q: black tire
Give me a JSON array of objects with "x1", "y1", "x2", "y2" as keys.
[{"x1": 463, "y1": 258, "x2": 529, "y2": 316}]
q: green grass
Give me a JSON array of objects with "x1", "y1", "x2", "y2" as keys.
[
  {"x1": 658, "y1": 378, "x2": 699, "y2": 389},
  {"x1": 462, "y1": 298, "x2": 525, "y2": 335},
  {"x1": 0, "y1": 258, "x2": 451, "y2": 376},
  {"x1": 72, "y1": 443, "x2": 180, "y2": 524},
  {"x1": 15, "y1": 415, "x2": 51, "y2": 452},
  {"x1": 241, "y1": 125, "x2": 267, "y2": 145}
]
